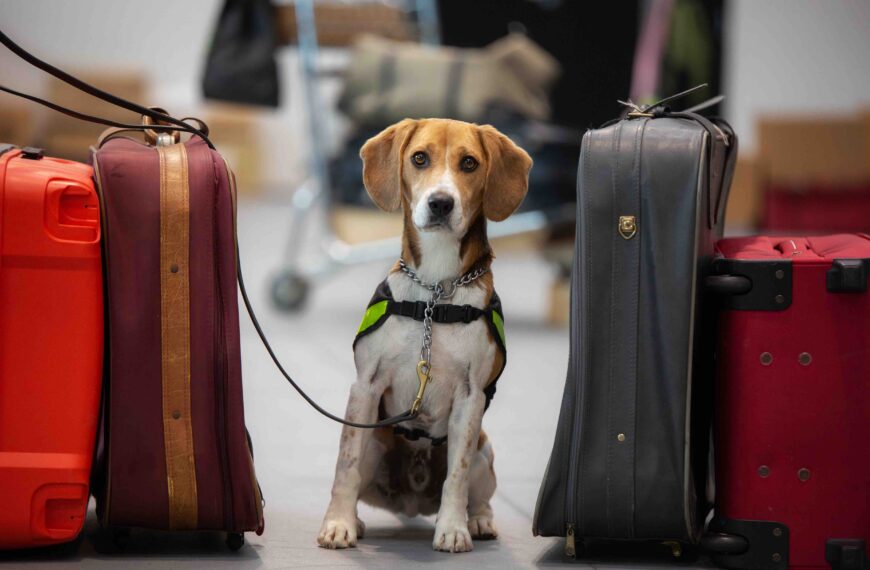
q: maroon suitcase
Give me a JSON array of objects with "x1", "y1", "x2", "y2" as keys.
[
  {"x1": 91, "y1": 129, "x2": 263, "y2": 545},
  {"x1": 705, "y1": 234, "x2": 870, "y2": 570}
]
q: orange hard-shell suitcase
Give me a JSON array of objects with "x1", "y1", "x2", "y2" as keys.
[{"x1": 0, "y1": 144, "x2": 103, "y2": 549}]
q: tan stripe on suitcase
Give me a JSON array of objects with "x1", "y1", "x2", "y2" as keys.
[{"x1": 158, "y1": 143, "x2": 198, "y2": 529}]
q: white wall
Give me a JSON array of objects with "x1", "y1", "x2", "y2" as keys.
[{"x1": 724, "y1": 0, "x2": 870, "y2": 154}]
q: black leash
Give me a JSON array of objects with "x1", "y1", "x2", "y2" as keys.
[
  {"x1": 0, "y1": 28, "x2": 418, "y2": 430},
  {"x1": 0, "y1": 30, "x2": 214, "y2": 148},
  {"x1": 0, "y1": 84, "x2": 212, "y2": 143},
  {"x1": 235, "y1": 245, "x2": 419, "y2": 428}
]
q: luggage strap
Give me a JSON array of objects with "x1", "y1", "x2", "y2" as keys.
[
  {"x1": 0, "y1": 28, "x2": 418, "y2": 431},
  {"x1": 611, "y1": 84, "x2": 737, "y2": 229}
]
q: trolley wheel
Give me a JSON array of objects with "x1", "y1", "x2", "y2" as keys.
[
  {"x1": 226, "y1": 532, "x2": 245, "y2": 551},
  {"x1": 271, "y1": 271, "x2": 309, "y2": 311},
  {"x1": 701, "y1": 532, "x2": 749, "y2": 555}
]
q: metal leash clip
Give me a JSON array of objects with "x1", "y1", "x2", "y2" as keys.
[{"x1": 411, "y1": 360, "x2": 432, "y2": 415}]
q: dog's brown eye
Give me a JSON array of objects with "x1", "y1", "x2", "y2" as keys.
[
  {"x1": 460, "y1": 156, "x2": 478, "y2": 172},
  {"x1": 411, "y1": 152, "x2": 429, "y2": 168}
]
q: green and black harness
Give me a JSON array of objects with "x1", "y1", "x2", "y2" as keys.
[{"x1": 354, "y1": 278, "x2": 507, "y2": 445}]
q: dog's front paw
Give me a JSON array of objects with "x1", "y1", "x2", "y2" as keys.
[
  {"x1": 468, "y1": 515, "x2": 498, "y2": 540},
  {"x1": 317, "y1": 516, "x2": 358, "y2": 549},
  {"x1": 433, "y1": 518, "x2": 474, "y2": 553}
]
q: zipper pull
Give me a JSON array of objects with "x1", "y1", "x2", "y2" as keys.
[{"x1": 565, "y1": 523, "x2": 576, "y2": 558}]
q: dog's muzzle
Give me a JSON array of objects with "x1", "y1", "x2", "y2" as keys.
[{"x1": 422, "y1": 192, "x2": 454, "y2": 229}]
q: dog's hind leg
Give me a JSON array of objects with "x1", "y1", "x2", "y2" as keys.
[
  {"x1": 467, "y1": 432, "x2": 498, "y2": 540},
  {"x1": 318, "y1": 361, "x2": 386, "y2": 549}
]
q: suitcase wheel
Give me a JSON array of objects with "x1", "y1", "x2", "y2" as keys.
[
  {"x1": 110, "y1": 527, "x2": 131, "y2": 549},
  {"x1": 701, "y1": 532, "x2": 749, "y2": 555},
  {"x1": 226, "y1": 532, "x2": 245, "y2": 551}
]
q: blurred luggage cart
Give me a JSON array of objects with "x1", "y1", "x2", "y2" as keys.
[{"x1": 270, "y1": 0, "x2": 577, "y2": 310}]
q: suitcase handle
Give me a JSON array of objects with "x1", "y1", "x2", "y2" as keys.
[
  {"x1": 705, "y1": 274, "x2": 752, "y2": 295},
  {"x1": 701, "y1": 532, "x2": 750, "y2": 555}
]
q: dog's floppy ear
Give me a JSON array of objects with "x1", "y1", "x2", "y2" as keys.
[
  {"x1": 478, "y1": 124, "x2": 533, "y2": 222},
  {"x1": 360, "y1": 119, "x2": 418, "y2": 212}
]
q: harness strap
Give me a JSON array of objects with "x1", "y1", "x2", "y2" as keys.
[
  {"x1": 360, "y1": 279, "x2": 507, "y2": 445},
  {"x1": 393, "y1": 426, "x2": 448, "y2": 446},
  {"x1": 387, "y1": 300, "x2": 485, "y2": 324}
]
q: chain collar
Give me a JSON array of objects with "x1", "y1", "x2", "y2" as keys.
[{"x1": 397, "y1": 258, "x2": 488, "y2": 413}]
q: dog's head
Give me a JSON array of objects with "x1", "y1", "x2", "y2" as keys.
[{"x1": 360, "y1": 119, "x2": 532, "y2": 238}]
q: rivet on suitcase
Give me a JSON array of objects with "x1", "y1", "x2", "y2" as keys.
[
  {"x1": 0, "y1": 145, "x2": 103, "y2": 549},
  {"x1": 533, "y1": 94, "x2": 738, "y2": 555},
  {"x1": 705, "y1": 234, "x2": 870, "y2": 570}
]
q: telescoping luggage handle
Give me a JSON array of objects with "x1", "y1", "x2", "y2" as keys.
[{"x1": 0, "y1": 29, "x2": 417, "y2": 430}]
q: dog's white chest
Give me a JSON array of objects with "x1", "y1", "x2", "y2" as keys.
[{"x1": 354, "y1": 273, "x2": 497, "y2": 438}]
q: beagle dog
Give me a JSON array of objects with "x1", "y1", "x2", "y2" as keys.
[{"x1": 318, "y1": 118, "x2": 531, "y2": 553}]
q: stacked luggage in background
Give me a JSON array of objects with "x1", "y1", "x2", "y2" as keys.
[
  {"x1": 757, "y1": 114, "x2": 870, "y2": 233},
  {"x1": 533, "y1": 93, "x2": 738, "y2": 554},
  {"x1": 331, "y1": 33, "x2": 580, "y2": 218},
  {"x1": 0, "y1": 145, "x2": 103, "y2": 548},
  {"x1": 706, "y1": 234, "x2": 870, "y2": 570}
]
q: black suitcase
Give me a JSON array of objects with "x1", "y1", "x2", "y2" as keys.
[{"x1": 533, "y1": 96, "x2": 737, "y2": 555}]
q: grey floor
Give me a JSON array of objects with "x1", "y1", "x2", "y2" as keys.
[{"x1": 3, "y1": 201, "x2": 709, "y2": 569}]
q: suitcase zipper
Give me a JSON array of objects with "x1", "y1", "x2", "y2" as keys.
[
  {"x1": 564, "y1": 130, "x2": 593, "y2": 546},
  {"x1": 213, "y1": 160, "x2": 235, "y2": 531},
  {"x1": 565, "y1": 523, "x2": 576, "y2": 557},
  {"x1": 222, "y1": 157, "x2": 264, "y2": 533},
  {"x1": 91, "y1": 157, "x2": 114, "y2": 526}
]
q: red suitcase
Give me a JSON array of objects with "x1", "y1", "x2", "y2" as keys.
[
  {"x1": 0, "y1": 144, "x2": 103, "y2": 549},
  {"x1": 706, "y1": 234, "x2": 870, "y2": 570}
]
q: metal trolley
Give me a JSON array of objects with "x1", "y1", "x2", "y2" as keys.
[{"x1": 271, "y1": 0, "x2": 574, "y2": 311}]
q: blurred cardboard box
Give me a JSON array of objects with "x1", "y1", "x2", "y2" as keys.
[
  {"x1": 758, "y1": 114, "x2": 870, "y2": 186},
  {"x1": 547, "y1": 278, "x2": 570, "y2": 328},
  {"x1": 204, "y1": 103, "x2": 264, "y2": 195},
  {"x1": 0, "y1": 95, "x2": 34, "y2": 145},
  {"x1": 275, "y1": 3, "x2": 413, "y2": 47},
  {"x1": 724, "y1": 157, "x2": 762, "y2": 232},
  {"x1": 756, "y1": 110, "x2": 870, "y2": 233},
  {"x1": 41, "y1": 71, "x2": 146, "y2": 161}
]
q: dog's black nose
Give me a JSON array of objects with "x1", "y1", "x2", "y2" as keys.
[{"x1": 428, "y1": 193, "x2": 454, "y2": 218}]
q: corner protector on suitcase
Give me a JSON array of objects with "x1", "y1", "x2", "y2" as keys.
[
  {"x1": 705, "y1": 518, "x2": 789, "y2": 570},
  {"x1": 708, "y1": 259, "x2": 792, "y2": 311},
  {"x1": 826, "y1": 539, "x2": 868, "y2": 570},
  {"x1": 827, "y1": 259, "x2": 870, "y2": 293}
]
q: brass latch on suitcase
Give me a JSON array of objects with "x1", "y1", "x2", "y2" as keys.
[{"x1": 618, "y1": 215, "x2": 637, "y2": 240}]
